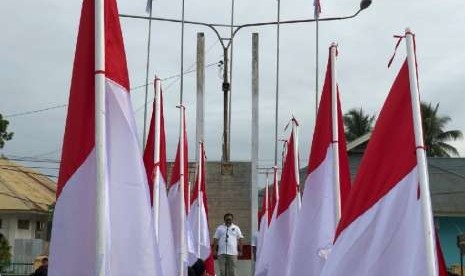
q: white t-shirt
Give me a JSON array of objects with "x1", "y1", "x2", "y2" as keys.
[{"x1": 214, "y1": 223, "x2": 244, "y2": 256}]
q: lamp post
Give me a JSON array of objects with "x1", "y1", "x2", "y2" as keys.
[{"x1": 119, "y1": 0, "x2": 372, "y2": 164}]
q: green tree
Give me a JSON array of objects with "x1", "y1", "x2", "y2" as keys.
[
  {"x1": 343, "y1": 108, "x2": 376, "y2": 142},
  {"x1": 0, "y1": 234, "x2": 12, "y2": 271},
  {"x1": 421, "y1": 102, "x2": 463, "y2": 157},
  {"x1": 0, "y1": 114, "x2": 14, "y2": 149}
]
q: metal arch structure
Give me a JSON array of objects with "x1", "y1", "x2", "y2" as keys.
[{"x1": 119, "y1": 0, "x2": 371, "y2": 163}]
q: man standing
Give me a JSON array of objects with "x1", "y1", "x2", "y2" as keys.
[{"x1": 213, "y1": 213, "x2": 243, "y2": 276}]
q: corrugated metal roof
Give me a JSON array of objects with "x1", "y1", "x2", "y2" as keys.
[
  {"x1": 348, "y1": 156, "x2": 465, "y2": 215},
  {"x1": 0, "y1": 158, "x2": 56, "y2": 213},
  {"x1": 300, "y1": 156, "x2": 465, "y2": 215},
  {"x1": 428, "y1": 158, "x2": 465, "y2": 216}
]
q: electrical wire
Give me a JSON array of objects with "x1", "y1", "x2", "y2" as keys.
[
  {"x1": 1, "y1": 156, "x2": 61, "y2": 164},
  {"x1": 0, "y1": 164, "x2": 59, "y2": 170},
  {"x1": 0, "y1": 166, "x2": 58, "y2": 178},
  {"x1": 4, "y1": 59, "x2": 220, "y2": 119},
  {"x1": 135, "y1": 61, "x2": 220, "y2": 113},
  {"x1": 0, "y1": 191, "x2": 53, "y2": 207},
  {"x1": 5, "y1": 104, "x2": 68, "y2": 118}
]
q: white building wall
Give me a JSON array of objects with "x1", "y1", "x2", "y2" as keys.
[
  {"x1": 0, "y1": 213, "x2": 48, "y2": 261},
  {"x1": 0, "y1": 216, "x2": 9, "y2": 239}
]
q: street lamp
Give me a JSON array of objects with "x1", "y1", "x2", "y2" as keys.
[
  {"x1": 361, "y1": 0, "x2": 373, "y2": 11},
  {"x1": 119, "y1": 0, "x2": 372, "y2": 163}
]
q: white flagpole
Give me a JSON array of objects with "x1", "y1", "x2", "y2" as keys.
[
  {"x1": 265, "y1": 172, "x2": 269, "y2": 226},
  {"x1": 274, "y1": 0, "x2": 281, "y2": 168},
  {"x1": 315, "y1": 6, "x2": 320, "y2": 119},
  {"x1": 187, "y1": 181, "x2": 191, "y2": 213},
  {"x1": 405, "y1": 28, "x2": 438, "y2": 276},
  {"x1": 330, "y1": 43, "x2": 342, "y2": 222},
  {"x1": 197, "y1": 142, "x2": 203, "y2": 257},
  {"x1": 94, "y1": 0, "x2": 106, "y2": 275},
  {"x1": 291, "y1": 119, "x2": 301, "y2": 208},
  {"x1": 179, "y1": 0, "x2": 186, "y2": 272},
  {"x1": 179, "y1": 106, "x2": 186, "y2": 276},
  {"x1": 153, "y1": 77, "x2": 162, "y2": 240},
  {"x1": 273, "y1": 166, "x2": 279, "y2": 208},
  {"x1": 142, "y1": 1, "x2": 154, "y2": 149}
]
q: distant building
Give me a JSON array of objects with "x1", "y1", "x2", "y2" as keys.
[
  {"x1": 346, "y1": 133, "x2": 465, "y2": 269},
  {"x1": 0, "y1": 157, "x2": 56, "y2": 263},
  {"x1": 285, "y1": 132, "x2": 465, "y2": 270}
]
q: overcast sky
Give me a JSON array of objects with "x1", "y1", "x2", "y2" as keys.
[{"x1": 1, "y1": 0, "x2": 464, "y2": 180}]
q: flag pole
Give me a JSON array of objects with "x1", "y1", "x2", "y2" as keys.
[
  {"x1": 291, "y1": 119, "x2": 301, "y2": 208},
  {"x1": 179, "y1": 0, "x2": 186, "y2": 104},
  {"x1": 272, "y1": 166, "x2": 279, "y2": 205},
  {"x1": 197, "y1": 142, "x2": 202, "y2": 257},
  {"x1": 274, "y1": 0, "x2": 281, "y2": 168},
  {"x1": 153, "y1": 77, "x2": 162, "y2": 239},
  {"x1": 142, "y1": 1, "x2": 154, "y2": 149},
  {"x1": 179, "y1": 106, "x2": 186, "y2": 276},
  {"x1": 265, "y1": 172, "x2": 269, "y2": 224},
  {"x1": 405, "y1": 28, "x2": 438, "y2": 276},
  {"x1": 228, "y1": 0, "x2": 234, "y2": 156},
  {"x1": 188, "y1": 181, "x2": 191, "y2": 213},
  {"x1": 179, "y1": 0, "x2": 186, "y2": 274},
  {"x1": 330, "y1": 43, "x2": 342, "y2": 222},
  {"x1": 315, "y1": 7, "x2": 320, "y2": 119},
  {"x1": 94, "y1": 0, "x2": 106, "y2": 275}
]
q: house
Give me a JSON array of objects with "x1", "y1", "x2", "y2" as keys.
[
  {"x1": 0, "y1": 157, "x2": 56, "y2": 263},
  {"x1": 346, "y1": 134, "x2": 465, "y2": 270}
]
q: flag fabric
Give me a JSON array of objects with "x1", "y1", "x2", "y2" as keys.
[
  {"x1": 320, "y1": 59, "x2": 446, "y2": 276},
  {"x1": 168, "y1": 108, "x2": 194, "y2": 273},
  {"x1": 143, "y1": 82, "x2": 177, "y2": 276},
  {"x1": 187, "y1": 142, "x2": 215, "y2": 275},
  {"x1": 269, "y1": 167, "x2": 279, "y2": 225},
  {"x1": 49, "y1": 0, "x2": 161, "y2": 275},
  {"x1": 286, "y1": 47, "x2": 351, "y2": 276},
  {"x1": 146, "y1": 0, "x2": 153, "y2": 13},
  {"x1": 256, "y1": 179, "x2": 270, "y2": 261},
  {"x1": 255, "y1": 167, "x2": 279, "y2": 274},
  {"x1": 437, "y1": 232, "x2": 448, "y2": 275},
  {"x1": 255, "y1": 123, "x2": 300, "y2": 276},
  {"x1": 314, "y1": 0, "x2": 321, "y2": 17}
]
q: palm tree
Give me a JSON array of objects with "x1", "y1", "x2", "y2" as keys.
[
  {"x1": 343, "y1": 108, "x2": 376, "y2": 142},
  {"x1": 421, "y1": 102, "x2": 463, "y2": 157}
]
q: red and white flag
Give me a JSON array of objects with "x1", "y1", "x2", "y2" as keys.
[
  {"x1": 320, "y1": 31, "x2": 447, "y2": 276},
  {"x1": 187, "y1": 142, "x2": 215, "y2": 275},
  {"x1": 287, "y1": 45, "x2": 351, "y2": 276},
  {"x1": 168, "y1": 107, "x2": 193, "y2": 273},
  {"x1": 255, "y1": 121, "x2": 300, "y2": 276},
  {"x1": 256, "y1": 176, "x2": 271, "y2": 261},
  {"x1": 255, "y1": 167, "x2": 279, "y2": 273},
  {"x1": 143, "y1": 79, "x2": 177, "y2": 276},
  {"x1": 49, "y1": 0, "x2": 161, "y2": 275},
  {"x1": 269, "y1": 167, "x2": 279, "y2": 225}
]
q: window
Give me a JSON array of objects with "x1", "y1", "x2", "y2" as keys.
[
  {"x1": 18, "y1": 220, "x2": 30, "y2": 230},
  {"x1": 36, "y1": 221, "x2": 45, "y2": 231}
]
